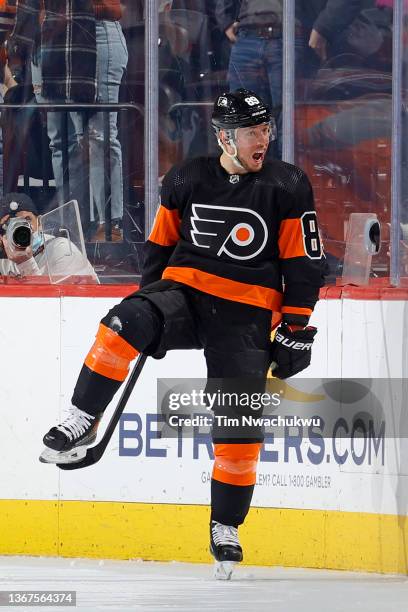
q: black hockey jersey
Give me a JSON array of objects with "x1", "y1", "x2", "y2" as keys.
[{"x1": 141, "y1": 157, "x2": 326, "y2": 325}]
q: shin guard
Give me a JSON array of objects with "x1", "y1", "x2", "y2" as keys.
[
  {"x1": 212, "y1": 443, "x2": 261, "y2": 487},
  {"x1": 84, "y1": 323, "x2": 139, "y2": 382},
  {"x1": 211, "y1": 443, "x2": 261, "y2": 527},
  {"x1": 72, "y1": 323, "x2": 139, "y2": 416}
]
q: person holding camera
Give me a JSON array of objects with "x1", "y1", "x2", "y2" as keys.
[
  {"x1": 7, "y1": 0, "x2": 128, "y2": 241},
  {"x1": 0, "y1": 192, "x2": 98, "y2": 281}
]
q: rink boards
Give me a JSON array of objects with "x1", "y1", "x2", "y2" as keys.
[{"x1": 0, "y1": 285, "x2": 407, "y2": 573}]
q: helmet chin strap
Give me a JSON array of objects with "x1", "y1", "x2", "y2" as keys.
[{"x1": 216, "y1": 129, "x2": 245, "y2": 171}]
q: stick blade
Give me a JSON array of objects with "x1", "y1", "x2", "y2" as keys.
[
  {"x1": 57, "y1": 354, "x2": 148, "y2": 471},
  {"x1": 57, "y1": 444, "x2": 103, "y2": 470}
]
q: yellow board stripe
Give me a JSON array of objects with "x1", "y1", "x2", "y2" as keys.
[{"x1": 0, "y1": 500, "x2": 407, "y2": 574}]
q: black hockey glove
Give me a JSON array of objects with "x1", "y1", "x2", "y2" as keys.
[{"x1": 270, "y1": 323, "x2": 317, "y2": 379}]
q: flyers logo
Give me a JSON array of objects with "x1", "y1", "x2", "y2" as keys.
[{"x1": 190, "y1": 204, "x2": 268, "y2": 260}]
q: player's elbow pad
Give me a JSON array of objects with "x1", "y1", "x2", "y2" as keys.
[{"x1": 270, "y1": 323, "x2": 317, "y2": 379}]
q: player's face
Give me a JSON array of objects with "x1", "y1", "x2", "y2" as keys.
[{"x1": 235, "y1": 123, "x2": 271, "y2": 172}]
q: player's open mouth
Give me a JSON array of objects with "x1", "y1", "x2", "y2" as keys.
[{"x1": 252, "y1": 152, "x2": 265, "y2": 163}]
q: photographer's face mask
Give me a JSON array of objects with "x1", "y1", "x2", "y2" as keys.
[
  {"x1": 32, "y1": 230, "x2": 44, "y2": 255},
  {"x1": 21, "y1": 212, "x2": 44, "y2": 256}
]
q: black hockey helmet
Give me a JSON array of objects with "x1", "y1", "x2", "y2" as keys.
[{"x1": 212, "y1": 89, "x2": 271, "y2": 130}]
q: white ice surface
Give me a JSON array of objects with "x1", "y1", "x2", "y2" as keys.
[{"x1": 0, "y1": 557, "x2": 407, "y2": 612}]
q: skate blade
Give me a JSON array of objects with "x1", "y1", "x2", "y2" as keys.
[
  {"x1": 39, "y1": 446, "x2": 87, "y2": 465},
  {"x1": 214, "y1": 560, "x2": 236, "y2": 581}
]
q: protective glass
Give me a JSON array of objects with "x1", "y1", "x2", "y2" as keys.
[{"x1": 40, "y1": 200, "x2": 98, "y2": 284}]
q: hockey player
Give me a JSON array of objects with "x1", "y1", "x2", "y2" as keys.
[{"x1": 39, "y1": 89, "x2": 325, "y2": 579}]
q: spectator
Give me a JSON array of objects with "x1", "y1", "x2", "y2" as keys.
[
  {"x1": 0, "y1": 1, "x2": 16, "y2": 193},
  {"x1": 120, "y1": 0, "x2": 174, "y2": 27},
  {"x1": 216, "y1": 0, "x2": 365, "y2": 158},
  {"x1": 0, "y1": 0, "x2": 15, "y2": 49},
  {"x1": 0, "y1": 192, "x2": 98, "y2": 280},
  {"x1": 8, "y1": 0, "x2": 128, "y2": 242},
  {"x1": 298, "y1": 0, "x2": 372, "y2": 63}
]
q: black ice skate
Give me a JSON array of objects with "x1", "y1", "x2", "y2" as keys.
[
  {"x1": 210, "y1": 520, "x2": 243, "y2": 580},
  {"x1": 39, "y1": 406, "x2": 101, "y2": 464}
]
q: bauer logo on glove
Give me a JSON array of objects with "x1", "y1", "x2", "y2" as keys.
[{"x1": 270, "y1": 323, "x2": 317, "y2": 379}]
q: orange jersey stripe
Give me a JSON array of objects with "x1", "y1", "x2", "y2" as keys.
[
  {"x1": 212, "y1": 443, "x2": 261, "y2": 486},
  {"x1": 85, "y1": 323, "x2": 138, "y2": 382},
  {"x1": 148, "y1": 206, "x2": 181, "y2": 247},
  {"x1": 279, "y1": 218, "x2": 306, "y2": 259},
  {"x1": 162, "y1": 266, "x2": 283, "y2": 311},
  {"x1": 281, "y1": 305, "x2": 313, "y2": 316}
]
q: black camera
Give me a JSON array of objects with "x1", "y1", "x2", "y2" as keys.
[{"x1": 0, "y1": 217, "x2": 32, "y2": 250}]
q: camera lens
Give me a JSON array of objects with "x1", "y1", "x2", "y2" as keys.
[{"x1": 13, "y1": 225, "x2": 31, "y2": 249}]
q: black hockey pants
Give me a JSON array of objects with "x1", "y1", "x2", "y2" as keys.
[{"x1": 72, "y1": 280, "x2": 272, "y2": 527}]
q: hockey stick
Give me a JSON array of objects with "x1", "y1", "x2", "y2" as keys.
[{"x1": 58, "y1": 353, "x2": 148, "y2": 471}]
